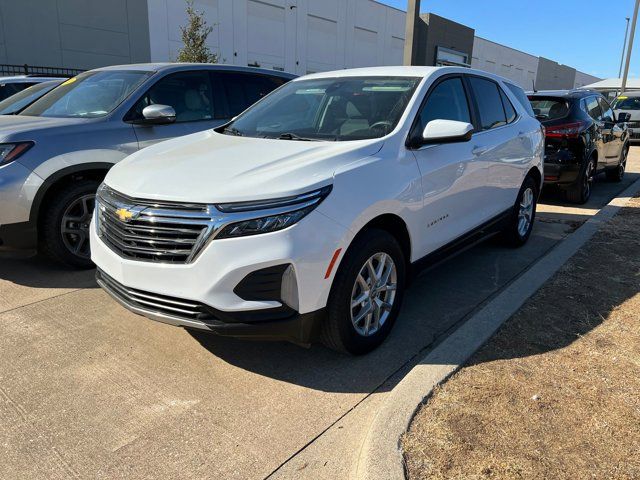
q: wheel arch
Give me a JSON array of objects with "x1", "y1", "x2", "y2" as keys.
[
  {"x1": 30, "y1": 163, "x2": 112, "y2": 232},
  {"x1": 348, "y1": 213, "x2": 412, "y2": 269}
]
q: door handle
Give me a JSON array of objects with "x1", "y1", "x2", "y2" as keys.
[{"x1": 472, "y1": 146, "x2": 488, "y2": 156}]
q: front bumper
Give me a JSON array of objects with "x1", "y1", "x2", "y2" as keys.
[
  {"x1": 0, "y1": 161, "x2": 43, "y2": 252},
  {"x1": 96, "y1": 269, "x2": 325, "y2": 343},
  {"x1": 91, "y1": 209, "x2": 350, "y2": 342}
]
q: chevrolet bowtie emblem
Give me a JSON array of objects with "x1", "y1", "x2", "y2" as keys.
[{"x1": 115, "y1": 208, "x2": 135, "y2": 222}]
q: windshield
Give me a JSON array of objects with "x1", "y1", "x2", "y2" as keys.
[
  {"x1": 224, "y1": 76, "x2": 421, "y2": 141},
  {"x1": 528, "y1": 97, "x2": 569, "y2": 120},
  {"x1": 612, "y1": 95, "x2": 640, "y2": 110},
  {"x1": 0, "y1": 81, "x2": 60, "y2": 115},
  {"x1": 21, "y1": 70, "x2": 151, "y2": 118}
]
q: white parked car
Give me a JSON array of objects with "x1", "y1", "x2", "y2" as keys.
[{"x1": 91, "y1": 66, "x2": 544, "y2": 354}]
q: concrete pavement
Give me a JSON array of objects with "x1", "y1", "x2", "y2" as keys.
[{"x1": 1, "y1": 151, "x2": 639, "y2": 479}]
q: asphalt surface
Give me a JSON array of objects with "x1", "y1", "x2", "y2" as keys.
[{"x1": 1, "y1": 151, "x2": 638, "y2": 480}]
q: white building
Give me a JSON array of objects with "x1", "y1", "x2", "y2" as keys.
[
  {"x1": 471, "y1": 37, "x2": 538, "y2": 90},
  {"x1": 147, "y1": 0, "x2": 406, "y2": 75},
  {"x1": 1, "y1": 0, "x2": 599, "y2": 89}
]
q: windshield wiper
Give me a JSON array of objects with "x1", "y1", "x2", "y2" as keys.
[
  {"x1": 276, "y1": 132, "x2": 315, "y2": 141},
  {"x1": 223, "y1": 126, "x2": 243, "y2": 136}
]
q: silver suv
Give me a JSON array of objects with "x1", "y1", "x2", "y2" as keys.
[{"x1": 0, "y1": 63, "x2": 294, "y2": 267}]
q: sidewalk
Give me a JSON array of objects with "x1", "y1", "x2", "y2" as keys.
[{"x1": 402, "y1": 195, "x2": 640, "y2": 479}]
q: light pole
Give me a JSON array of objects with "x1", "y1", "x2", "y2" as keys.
[
  {"x1": 621, "y1": 0, "x2": 640, "y2": 95},
  {"x1": 619, "y1": 16, "x2": 631, "y2": 78},
  {"x1": 403, "y1": 0, "x2": 421, "y2": 65}
]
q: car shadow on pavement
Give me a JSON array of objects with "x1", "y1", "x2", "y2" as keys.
[
  {"x1": 539, "y1": 171, "x2": 639, "y2": 208},
  {"x1": 0, "y1": 254, "x2": 97, "y2": 289},
  {"x1": 186, "y1": 209, "x2": 595, "y2": 393}
]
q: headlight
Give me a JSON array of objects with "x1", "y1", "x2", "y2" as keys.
[
  {"x1": 0, "y1": 142, "x2": 34, "y2": 166},
  {"x1": 214, "y1": 185, "x2": 332, "y2": 239}
]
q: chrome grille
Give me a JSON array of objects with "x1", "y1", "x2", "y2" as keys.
[
  {"x1": 96, "y1": 269, "x2": 215, "y2": 321},
  {"x1": 96, "y1": 185, "x2": 213, "y2": 264}
]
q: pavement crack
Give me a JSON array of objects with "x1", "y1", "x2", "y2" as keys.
[{"x1": 0, "y1": 288, "x2": 84, "y2": 317}]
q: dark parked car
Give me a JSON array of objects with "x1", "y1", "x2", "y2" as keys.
[
  {"x1": 528, "y1": 90, "x2": 630, "y2": 203},
  {"x1": 0, "y1": 80, "x2": 63, "y2": 115}
]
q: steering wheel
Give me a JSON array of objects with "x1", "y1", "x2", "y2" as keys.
[{"x1": 370, "y1": 120, "x2": 393, "y2": 132}]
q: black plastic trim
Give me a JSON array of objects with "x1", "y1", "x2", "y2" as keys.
[
  {"x1": 233, "y1": 264, "x2": 289, "y2": 302},
  {"x1": 410, "y1": 208, "x2": 512, "y2": 278}
]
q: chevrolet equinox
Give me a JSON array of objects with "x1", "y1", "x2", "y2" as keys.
[{"x1": 91, "y1": 66, "x2": 544, "y2": 355}]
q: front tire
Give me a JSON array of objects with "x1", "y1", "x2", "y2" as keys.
[
  {"x1": 39, "y1": 180, "x2": 99, "y2": 269},
  {"x1": 606, "y1": 143, "x2": 628, "y2": 182},
  {"x1": 321, "y1": 229, "x2": 406, "y2": 355},
  {"x1": 502, "y1": 176, "x2": 538, "y2": 247}
]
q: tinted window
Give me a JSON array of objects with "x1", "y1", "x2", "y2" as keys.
[
  {"x1": 218, "y1": 72, "x2": 288, "y2": 117},
  {"x1": 468, "y1": 77, "x2": 507, "y2": 130},
  {"x1": 612, "y1": 95, "x2": 640, "y2": 110},
  {"x1": 415, "y1": 77, "x2": 471, "y2": 134},
  {"x1": 598, "y1": 97, "x2": 614, "y2": 122},
  {"x1": 505, "y1": 82, "x2": 536, "y2": 117},
  {"x1": 128, "y1": 70, "x2": 214, "y2": 123},
  {"x1": 0, "y1": 81, "x2": 59, "y2": 114},
  {"x1": 528, "y1": 98, "x2": 569, "y2": 120},
  {"x1": 584, "y1": 96, "x2": 602, "y2": 121},
  {"x1": 500, "y1": 89, "x2": 517, "y2": 123},
  {"x1": 0, "y1": 83, "x2": 34, "y2": 101},
  {"x1": 226, "y1": 76, "x2": 420, "y2": 141}
]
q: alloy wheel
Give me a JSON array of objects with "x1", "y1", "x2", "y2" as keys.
[
  {"x1": 518, "y1": 187, "x2": 534, "y2": 238},
  {"x1": 583, "y1": 160, "x2": 595, "y2": 200},
  {"x1": 60, "y1": 194, "x2": 95, "y2": 259},
  {"x1": 350, "y1": 252, "x2": 397, "y2": 337}
]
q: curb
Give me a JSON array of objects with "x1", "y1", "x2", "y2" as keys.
[{"x1": 354, "y1": 176, "x2": 640, "y2": 480}]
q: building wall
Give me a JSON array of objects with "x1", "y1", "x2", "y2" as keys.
[
  {"x1": 535, "y1": 57, "x2": 576, "y2": 90},
  {"x1": 418, "y1": 13, "x2": 474, "y2": 67},
  {"x1": 574, "y1": 70, "x2": 600, "y2": 89},
  {"x1": 147, "y1": 0, "x2": 405, "y2": 75},
  {"x1": 0, "y1": 0, "x2": 150, "y2": 70},
  {"x1": 471, "y1": 37, "x2": 537, "y2": 90}
]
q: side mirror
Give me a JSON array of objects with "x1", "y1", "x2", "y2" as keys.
[
  {"x1": 141, "y1": 104, "x2": 176, "y2": 125},
  {"x1": 617, "y1": 112, "x2": 631, "y2": 123},
  {"x1": 422, "y1": 119, "x2": 474, "y2": 145}
]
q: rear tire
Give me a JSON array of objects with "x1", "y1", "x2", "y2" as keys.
[
  {"x1": 39, "y1": 180, "x2": 99, "y2": 269},
  {"x1": 606, "y1": 143, "x2": 628, "y2": 182},
  {"x1": 566, "y1": 157, "x2": 595, "y2": 204},
  {"x1": 320, "y1": 229, "x2": 406, "y2": 355},
  {"x1": 502, "y1": 176, "x2": 538, "y2": 247}
]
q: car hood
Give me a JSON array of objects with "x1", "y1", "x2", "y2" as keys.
[
  {"x1": 105, "y1": 130, "x2": 384, "y2": 203},
  {"x1": 0, "y1": 114, "x2": 89, "y2": 140},
  {"x1": 614, "y1": 109, "x2": 640, "y2": 121}
]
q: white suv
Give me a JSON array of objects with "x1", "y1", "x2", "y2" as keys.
[{"x1": 91, "y1": 66, "x2": 543, "y2": 354}]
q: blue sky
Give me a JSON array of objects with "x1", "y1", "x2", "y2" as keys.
[{"x1": 377, "y1": 0, "x2": 638, "y2": 78}]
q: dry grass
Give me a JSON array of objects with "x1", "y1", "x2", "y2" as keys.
[{"x1": 402, "y1": 196, "x2": 640, "y2": 480}]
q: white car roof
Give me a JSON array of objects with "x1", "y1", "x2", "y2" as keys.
[{"x1": 297, "y1": 66, "x2": 508, "y2": 83}]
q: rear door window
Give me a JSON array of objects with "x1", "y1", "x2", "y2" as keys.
[
  {"x1": 505, "y1": 82, "x2": 536, "y2": 117},
  {"x1": 468, "y1": 76, "x2": 507, "y2": 131},
  {"x1": 528, "y1": 98, "x2": 569, "y2": 121},
  {"x1": 216, "y1": 72, "x2": 288, "y2": 118},
  {"x1": 584, "y1": 96, "x2": 603, "y2": 121},
  {"x1": 499, "y1": 89, "x2": 517, "y2": 123}
]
